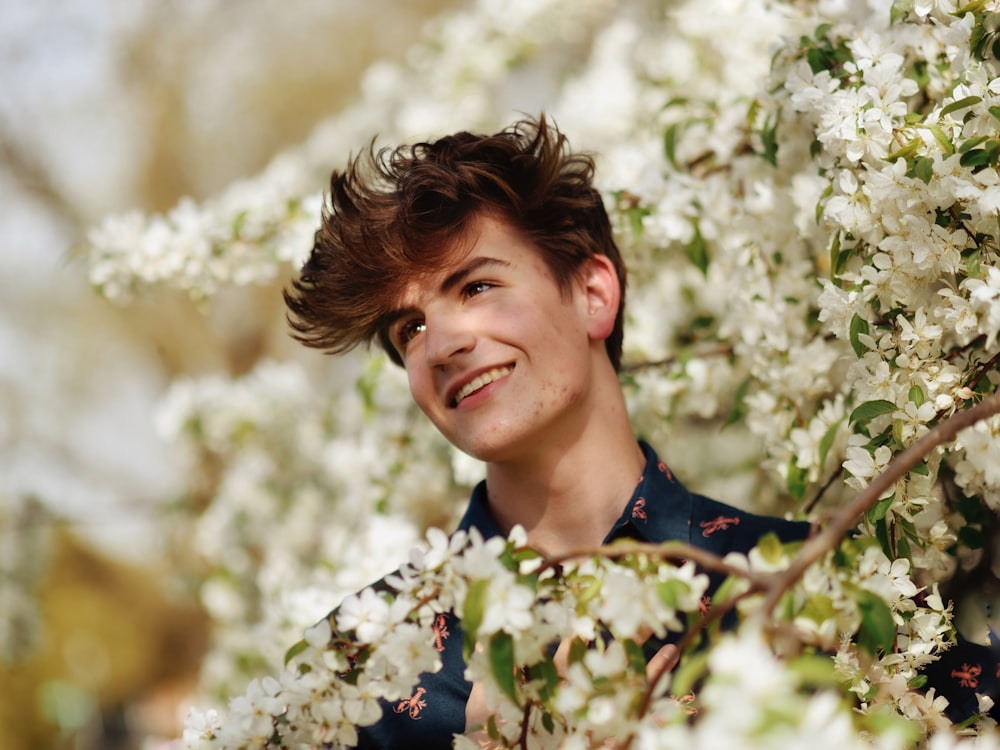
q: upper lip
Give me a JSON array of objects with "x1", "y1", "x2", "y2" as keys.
[{"x1": 446, "y1": 363, "x2": 514, "y2": 407}]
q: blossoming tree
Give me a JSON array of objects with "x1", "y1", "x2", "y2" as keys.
[{"x1": 85, "y1": 0, "x2": 1000, "y2": 746}]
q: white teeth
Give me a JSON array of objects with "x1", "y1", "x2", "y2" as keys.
[{"x1": 454, "y1": 366, "x2": 512, "y2": 405}]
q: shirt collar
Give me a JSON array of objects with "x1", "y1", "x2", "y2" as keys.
[{"x1": 456, "y1": 441, "x2": 693, "y2": 545}]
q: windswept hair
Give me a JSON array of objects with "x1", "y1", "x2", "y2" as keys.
[{"x1": 284, "y1": 116, "x2": 627, "y2": 369}]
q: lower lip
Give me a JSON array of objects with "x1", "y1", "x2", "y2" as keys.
[{"x1": 454, "y1": 371, "x2": 512, "y2": 410}]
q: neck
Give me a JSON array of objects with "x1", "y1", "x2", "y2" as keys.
[{"x1": 482, "y1": 385, "x2": 644, "y2": 557}]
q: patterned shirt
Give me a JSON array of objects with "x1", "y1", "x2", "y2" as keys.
[
  {"x1": 352, "y1": 441, "x2": 811, "y2": 748},
  {"x1": 349, "y1": 441, "x2": 999, "y2": 748}
]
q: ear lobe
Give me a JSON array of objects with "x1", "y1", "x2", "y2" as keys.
[{"x1": 582, "y1": 255, "x2": 620, "y2": 342}]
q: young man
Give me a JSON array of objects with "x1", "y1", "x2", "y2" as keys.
[{"x1": 284, "y1": 118, "x2": 995, "y2": 747}]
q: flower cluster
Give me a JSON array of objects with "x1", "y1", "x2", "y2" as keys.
[
  {"x1": 183, "y1": 524, "x2": 995, "y2": 749},
  {"x1": 155, "y1": 359, "x2": 467, "y2": 695},
  {"x1": 181, "y1": 526, "x2": 707, "y2": 749}
]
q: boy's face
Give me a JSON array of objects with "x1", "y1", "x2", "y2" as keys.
[{"x1": 386, "y1": 214, "x2": 612, "y2": 464}]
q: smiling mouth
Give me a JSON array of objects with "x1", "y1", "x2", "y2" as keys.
[{"x1": 453, "y1": 366, "x2": 513, "y2": 406}]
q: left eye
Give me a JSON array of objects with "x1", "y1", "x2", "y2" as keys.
[{"x1": 464, "y1": 281, "x2": 493, "y2": 298}]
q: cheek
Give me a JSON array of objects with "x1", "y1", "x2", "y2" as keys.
[{"x1": 407, "y1": 367, "x2": 434, "y2": 413}]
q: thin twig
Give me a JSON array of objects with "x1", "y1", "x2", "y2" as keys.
[
  {"x1": 757, "y1": 391, "x2": 1000, "y2": 620},
  {"x1": 802, "y1": 465, "x2": 845, "y2": 515},
  {"x1": 967, "y1": 348, "x2": 1000, "y2": 391},
  {"x1": 517, "y1": 702, "x2": 531, "y2": 750},
  {"x1": 620, "y1": 344, "x2": 733, "y2": 374}
]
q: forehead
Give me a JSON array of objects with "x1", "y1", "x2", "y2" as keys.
[{"x1": 390, "y1": 214, "x2": 546, "y2": 309}]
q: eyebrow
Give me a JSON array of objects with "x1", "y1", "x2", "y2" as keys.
[{"x1": 440, "y1": 255, "x2": 510, "y2": 293}]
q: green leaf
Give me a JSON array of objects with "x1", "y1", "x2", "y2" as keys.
[
  {"x1": 908, "y1": 673, "x2": 928, "y2": 689},
  {"x1": 489, "y1": 632, "x2": 519, "y2": 705},
  {"x1": 463, "y1": 579, "x2": 489, "y2": 656},
  {"x1": 284, "y1": 638, "x2": 310, "y2": 665},
  {"x1": 817, "y1": 183, "x2": 833, "y2": 224},
  {"x1": 818, "y1": 419, "x2": 841, "y2": 470},
  {"x1": 940, "y1": 95, "x2": 983, "y2": 117},
  {"x1": 757, "y1": 532, "x2": 784, "y2": 566},
  {"x1": 865, "y1": 705, "x2": 922, "y2": 744},
  {"x1": 758, "y1": 112, "x2": 779, "y2": 166},
  {"x1": 799, "y1": 594, "x2": 836, "y2": 625},
  {"x1": 960, "y1": 147, "x2": 994, "y2": 168},
  {"x1": 865, "y1": 431, "x2": 893, "y2": 450},
  {"x1": 866, "y1": 493, "x2": 895, "y2": 524},
  {"x1": 911, "y1": 155, "x2": 934, "y2": 184},
  {"x1": 956, "y1": 0, "x2": 990, "y2": 18},
  {"x1": 671, "y1": 649, "x2": 710, "y2": 698},
  {"x1": 959, "y1": 135, "x2": 990, "y2": 154},
  {"x1": 907, "y1": 385, "x2": 925, "y2": 406},
  {"x1": 541, "y1": 711, "x2": 555, "y2": 733},
  {"x1": 897, "y1": 535, "x2": 912, "y2": 562},
  {"x1": 827, "y1": 231, "x2": 841, "y2": 275},
  {"x1": 780, "y1": 590, "x2": 798, "y2": 620},
  {"x1": 664, "y1": 123, "x2": 680, "y2": 170},
  {"x1": 899, "y1": 517, "x2": 920, "y2": 541},
  {"x1": 787, "y1": 458, "x2": 807, "y2": 501},
  {"x1": 887, "y1": 139, "x2": 920, "y2": 162},
  {"x1": 531, "y1": 657, "x2": 560, "y2": 702},
  {"x1": 626, "y1": 205, "x2": 651, "y2": 238},
  {"x1": 232, "y1": 209, "x2": 249, "y2": 237},
  {"x1": 874, "y1": 517, "x2": 893, "y2": 559},
  {"x1": 576, "y1": 574, "x2": 603, "y2": 608},
  {"x1": 568, "y1": 637, "x2": 588, "y2": 665},
  {"x1": 724, "y1": 376, "x2": 752, "y2": 427},
  {"x1": 711, "y1": 575, "x2": 739, "y2": 607},
  {"x1": 356, "y1": 356, "x2": 385, "y2": 417},
  {"x1": 789, "y1": 654, "x2": 840, "y2": 686},
  {"x1": 624, "y1": 639, "x2": 647, "y2": 674},
  {"x1": 849, "y1": 313, "x2": 869, "y2": 358},
  {"x1": 986, "y1": 140, "x2": 1000, "y2": 164},
  {"x1": 855, "y1": 589, "x2": 896, "y2": 656},
  {"x1": 927, "y1": 124, "x2": 955, "y2": 155},
  {"x1": 685, "y1": 221, "x2": 710, "y2": 276},
  {"x1": 657, "y1": 579, "x2": 690, "y2": 610},
  {"x1": 850, "y1": 399, "x2": 897, "y2": 425},
  {"x1": 965, "y1": 246, "x2": 982, "y2": 278},
  {"x1": 807, "y1": 47, "x2": 826, "y2": 75}
]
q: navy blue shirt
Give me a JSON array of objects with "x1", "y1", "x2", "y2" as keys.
[
  {"x1": 348, "y1": 442, "x2": 999, "y2": 747},
  {"x1": 353, "y1": 442, "x2": 811, "y2": 748}
]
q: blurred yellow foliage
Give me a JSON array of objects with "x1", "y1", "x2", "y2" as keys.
[{"x1": 0, "y1": 529, "x2": 208, "y2": 750}]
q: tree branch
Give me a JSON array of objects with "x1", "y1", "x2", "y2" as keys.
[
  {"x1": 541, "y1": 540, "x2": 761, "y2": 586},
  {"x1": 619, "y1": 343, "x2": 732, "y2": 374},
  {"x1": 756, "y1": 391, "x2": 1000, "y2": 619}
]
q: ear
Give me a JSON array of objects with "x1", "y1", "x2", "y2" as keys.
[{"x1": 580, "y1": 254, "x2": 620, "y2": 342}]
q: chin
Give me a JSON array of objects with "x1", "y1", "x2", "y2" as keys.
[
  {"x1": 453, "y1": 433, "x2": 533, "y2": 465},
  {"x1": 452, "y1": 440, "x2": 502, "y2": 463}
]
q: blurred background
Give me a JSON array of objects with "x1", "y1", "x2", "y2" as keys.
[
  {"x1": 14, "y1": 2, "x2": 999, "y2": 747},
  {"x1": 0, "y1": 1, "x2": 458, "y2": 747}
]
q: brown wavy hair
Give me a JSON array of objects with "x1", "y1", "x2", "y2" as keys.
[{"x1": 284, "y1": 116, "x2": 627, "y2": 369}]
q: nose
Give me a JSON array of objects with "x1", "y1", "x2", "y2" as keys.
[{"x1": 423, "y1": 309, "x2": 476, "y2": 367}]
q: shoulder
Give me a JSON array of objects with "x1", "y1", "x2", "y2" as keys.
[{"x1": 691, "y1": 493, "x2": 811, "y2": 554}]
